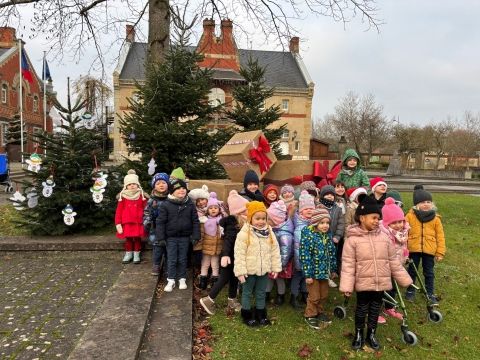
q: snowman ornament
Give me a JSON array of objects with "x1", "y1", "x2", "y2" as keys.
[
  {"x1": 10, "y1": 191, "x2": 26, "y2": 211},
  {"x1": 147, "y1": 158, "x2": 157, "y2": 176},
  {"x1": 62, "y1": 204, "x2": 77, "y2": 226},
  {"x1": 26, "y1": 188, "x2": 39, "y2": 208},
  {"x1": 92, "y1": 171, "x2": 108, "y2": 189},
  {"x1": 90, "y1": 183, "x2": 105, "y2": 203},
  {"x1": 26, "y1": 153, "x2": 42, "y2": 173},
  {"x1": 82, "y1": 112, "x2": 96, "y2": 130},
  {"x1": 42, "y1": 176, "x2": 56, "y2": 197}
]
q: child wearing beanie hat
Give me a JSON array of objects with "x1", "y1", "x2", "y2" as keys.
[
  {"x1": 369, "y1": 177, "x2": 388, "y2": 210},
  {"x1": 300, "y1": 207, "x2": 337, "y2": 329},
  {"x1": 404, "y1": 185, "x2": 445, "y2": 305},
  {"x1": 335, "y1": 148, "x2": 370, "y2": 190},
  {"x1": 115, "y1": 170, "x2": 148, "y2": 265},
  {"x1": 144, "y1": 172, "x2": 170, "y2": 275},
  {"x1": 234, "y1": 201, "x2": 281, "y2": 326},
  {"x1": 266, "y1": 200, "x2": 294, "y2": 306},
  {"x1": 279, "y1": 184, "x2": 298, "y2": 217},
  {"x1": 200, "y1": 190, "x2": 247, "y2": 316},
  {"x1": 239, "y1": 169, "x2": 264, "y2": 202},
  {"x1": 262, "y1": 184, "x2": 279, "y2": 208},
  {"x1": 340, "y1": 195, "x2": 412, "y2": 351}
]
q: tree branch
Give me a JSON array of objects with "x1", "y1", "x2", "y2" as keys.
[{"x1": 0, "y1": 0, "x2": 40, "y2": 9}]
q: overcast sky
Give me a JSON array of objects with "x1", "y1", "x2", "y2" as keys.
[{"x1": 17, "y1": 0, "x2": 480, "y2": 127}]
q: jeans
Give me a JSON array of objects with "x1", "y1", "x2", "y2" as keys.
[
  {"x1": 209, "y1": 264, "x2": 238, "y2": 300},
  {"x1": 241, "y1": 274, "x2": 268, "y2": 310},
  {"x1": 152, "y1": 244, "x2": 167, "y2": 267},
  {"x1": 290, "y1": 270, "x2": 307, "y2": 296},
  {"x1": 408, "y1": 252, "x2": 435, "y2": 295},
  {"x1": 166, "y1": 236, "x2": 190, "y2": 280}
]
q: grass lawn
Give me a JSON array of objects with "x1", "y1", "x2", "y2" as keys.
[{"x1": 204, "y1": 193, "x2": 480, "y2": 359}]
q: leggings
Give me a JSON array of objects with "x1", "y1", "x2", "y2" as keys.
[
  {"x1": 201, "y1": 254, "x2": 220, "y2": 277},
  {"x1": 355, "y1": 291, "x2": 383, "y2": 329},
  {"x1": 124, "y1": 237, "x2": 141, "y2": 252},
  {"x1": 208, "y1": 264, "x2": 239, "y2": 300}
]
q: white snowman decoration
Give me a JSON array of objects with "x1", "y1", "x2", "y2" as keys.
[
  {"x1": 10, "y1": 191, "x2": 26, "y2": 211},
  {"x1": 92, "y1": 171, "x2": 108, "y2": 189},
  {"x1": 90, "y1": 185, "x2": 105, "y2": 204},
  {"x1": 62, "y1": 204, "x2": 77, "y2": 226},
  {"x1": 26, "y1": 188, "x2": 39, "y2": 208},
  {"x1": 42, "y1": 176, "x2": 56, "y2": 197},
  {"x1": 82, "y1": 112, "x2": 96, "y2": 130},
  {"x1": 26, "y1": 153, "x2": 42, "y2": 173},
  {"x1": 147, "y1": 158, "x2": 157, "y2": 176}
]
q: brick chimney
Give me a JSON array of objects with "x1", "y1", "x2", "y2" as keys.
[
  {"x1": 126, "y1": 24, "x2": 135, "y2": 43},
  {"x1": 0, "y1": 27, "x2": 16, "y2": 48},
  {"x1": 289, "y1": 37, "x2": 299, "y2": 54},
  {"x1": 220, "y1": 19, "x2": 233, "y2": 41}
]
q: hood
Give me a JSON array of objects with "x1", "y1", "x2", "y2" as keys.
[
  {"x1": 346, "y1": 223, "x2": 381, "y2": 237},
  {"x1": 342, "y1": 148, "x2": 361, "y2": 166}
]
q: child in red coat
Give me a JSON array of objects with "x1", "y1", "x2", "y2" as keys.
[{"x1": 115, "y1": 169, "x2": 148, "y2": 264}]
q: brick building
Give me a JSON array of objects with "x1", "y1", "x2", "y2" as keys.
[
  {"x1": 112, "y1": 19, "x2": 315, "y2": 162},
  {"x1": 0, "y1": 27, "x2": 53, "y2": 161}
]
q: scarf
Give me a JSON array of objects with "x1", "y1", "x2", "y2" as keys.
[
  {"x1": 413, "y1": 208, "x2": 436, "y2": 223},
  {"x1": 119, "y1": 188, "x2": 143, "y2": 201},
  {"x1": 204, "y1": 215, "x2": 221, "y2": 236},
  {"x1": 342, "y1": 167, "x2": 355, "y2": 176},
  {"x1": 251, "y1": 225, "x2": 270, "y2": 238},
  {"x1": 320, "y1": 198, "x2": 335, "y2": 209},
  {"x1": 168, "y1": 194, "x2": 188, "y2": 204},
  {"x1": 244, "y1": 189, "x2": 264, "y2": 202}
]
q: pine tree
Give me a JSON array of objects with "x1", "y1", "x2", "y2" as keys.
[
  {"x1": 228, "y1": 58, "x2": 286, "y2": 158},
  {"x1": 119, "y1": 45, "x2": 230, "y2": 180},
  {"x1": 14, "y1": 80, "x2": 121, "y2": 235}
]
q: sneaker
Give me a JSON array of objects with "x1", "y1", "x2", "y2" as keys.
[
  {"x1": 179, "y1": 278, "x2": 187, "y2": 290},
  {"x1": 305, "y1": 317, "x2": 320, "y2": 330},
  {"x1": 377, "y1": 315, "x2": 387, "y2": 324},
  {"x1": 328, "y1": 279, "x2": 338, "y2": 288},
  {"x1": 122, "y1": 252, "x2": 133, "y2": 264},
  {"x1": 133, "y1": 251, "x2": 141, "y2": 264},
  {"x1": 164, "y1": 279, "x2": 175, "y2": 292},
  {"x1": 200, "y1": 296, "x2": 216, "y2": 315},
  {"x1": 318, "y1": 313, "x2": 332, "y2": 324},
  {"x1": 405, "y1": 290, "x2": 415, "y2": 302},
  {"x1": 428, "y1": 294, "x2": 439, "y2": 305},
  {"x1": 227, "y1": 298, "x2": 242, "y2": 312},
  {"x1": 384, "y1": 308, "x2": 403, "y2": 320},
  {"x1": 151, "y1": 265, "x2": 160, "y2": 276}
]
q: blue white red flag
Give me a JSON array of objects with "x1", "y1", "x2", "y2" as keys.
[{"x1": 21, "y1": 49, "x2": 34, "y2": 84}]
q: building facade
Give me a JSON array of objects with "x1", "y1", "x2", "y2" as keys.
[{"x1": 112, "y1": 20, "x2": 314, "y2": 162}]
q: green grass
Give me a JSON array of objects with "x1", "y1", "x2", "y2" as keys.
[
  {"x1": 206, "y1": 193, "x2": 480, "y2": 359},
  {"x1": 0, "y1": 204, "x2": 29, "y2": 236}
]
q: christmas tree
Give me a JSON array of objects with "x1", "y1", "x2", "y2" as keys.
[
  {"x1": 228, "y1": 58, "x2": 286, "y2": 158},
  {"x1": 119, "y1": 45, "x2": 230, "y2": 180},
  {"x1": 13, "y1": 79, "x2": 121, "y2": 235}
]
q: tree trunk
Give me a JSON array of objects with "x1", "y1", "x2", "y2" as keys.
[{"x1": 148, "y1": 0, "x2": 170, "y2": 66}]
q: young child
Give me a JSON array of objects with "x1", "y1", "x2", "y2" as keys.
[
  {"x1": 115, "y1": 169, "x2": 148, "y2": 264},
  {"x1": 345, "y1": 187, "x2": 368, "y2": 230},
  {"x1": 291, "y1": 190, "x2": 316, "y2": 308},
  {"x1": 300, "y1": 180, "x2": 319, "y2": 205},
  {"x1": 379, "y1": 197, "x2": 410, "y2": 322},
  {"x1": 335, "y1": 149, "x2": 370, "y2": 190},
  {"x1": 200, "y1": 190, "x2": 248, "y2": 315},
  {"x1": 234, "y1": 201, "x2": 282, "y2": 327},
  {"x1": 143, "y1": 172, "x2": 170, "y2": 275},
  {"x1": 334, "y1": 181, "x2": 348, "y2": 215},
  {"x1": 266, "y1": 200, "x2": 294, "y2": 305},
  {"x1": 300, "y1": 208, "x2": 337, "y2": 329},
  {"x1": 199, "y1": 192, "x2": 224, "y2": 289},
  {"x1": 279, "y1": 184, "x2": 298, "y2": 218},
  {"x1": 340, "y1": 195, "x2": 412, "y2": 350},
  {"x1": 369, "y1": 177, "x2": 388, "y2": 210},
  {"x1": 188, "y1": 184, "x2": 210, "y2": 274},
  {"x1": 263, "y1": 184, "x2": 279, "y2": 208},
  {"x1": 405, "y1": 185, "x2": 446, "y2": 305},
  {"x1": 156, "y1": 178, "x2": 200, "y2": 292},
  {"x1": 318, "y1": 185, "x2": 345, "y2": 287},
  {"x1": 239, "y1": 169, "x2": 264, "y2": 202}
]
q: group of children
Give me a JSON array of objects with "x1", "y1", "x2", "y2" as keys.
[{"x1": 114, "y1": 148, "x2": 446, "y2": 351}]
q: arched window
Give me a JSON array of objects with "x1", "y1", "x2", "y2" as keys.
[
  {"x1": 1, "y1": 83, "x2": 7, "y2": 104},
  {"x1": 208, "y1": 87, "x2": 225, "y2": 106}
]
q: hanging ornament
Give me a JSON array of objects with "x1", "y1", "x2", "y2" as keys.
[
  {"x1": 147, "y1": 158, "x2": 157, "y2": 176},
  {"x1": 62, "y1": 204, "x2": 77, "y2": 226},
  {"x1": 82, "y1": 112, "x2": 96, "y2": 130},
  {"x1": 26, "y1": 188, "x2": 39, "y2": 208},
  {"x1": 92, "y1": 171, "x2": 108, "y2": 189},
  {"x1": 129, "y1": 132, "x2": 136, "y2": 140},
  {"x1": 42, "y1": 175, "x2": 56, "y2": 197},
  {"x1": 26, "y1": 153, "x2": 42, "y2": 173},
  {"x1": 90, "y1": 187, "x2": 105, "y2": 204},
  {"x1": 10, "y1": 191, "x2": 26, "y2": 211}
]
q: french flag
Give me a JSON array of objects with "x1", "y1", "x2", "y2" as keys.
[{"x1": 21, "y1": 49, "x2": 34, "y2": 84}]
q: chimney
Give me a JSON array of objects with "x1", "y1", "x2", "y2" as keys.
[
  {"x1": 0, "y1": 27, "x2": 16, "y2": 48},
  {"x1": 220, "y1": 19, "x2": 233, "y2": 41},
  {"x1": 289, "y1": 37, "x2": 299, "y2": 54},
  {"x1": 126, "y1": 24, "x2": 135, "y2": 43},
  {"x1": 203, "y1": 18, "x2": 215, "y2": 37}
]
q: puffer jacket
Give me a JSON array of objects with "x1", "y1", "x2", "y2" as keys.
[
  {"x1": 234, "y1": 223, "x2": 282, "y2": 277},
  {"x1": 340, "y1": 224, "x2": 412, "y2": 293},
  {"x1": 272, "y1": 217, "x2": 294, "y2": 268},
  {"x1": 405, "y1": 208, "x2": 446, "y2": 257},
  {"x1": 335, "y1": 149, "x2": 370, "y2": 190},
  {"x1": 293, "y1": 211, "x2": 310, "y2": 271},
  {"x1": 156, "y1": 195, "x2": 200, "y2": 242},
  {"x1": 300, "y1": 225, "x2": 337, "y2": 280},
  {"x1": 143, "y1": 192, "x2": 168, "y2": 245}
]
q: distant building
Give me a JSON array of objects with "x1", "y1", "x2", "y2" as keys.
[{"x1": 112, "y1": 19, "x2": 315, "y2": 162}]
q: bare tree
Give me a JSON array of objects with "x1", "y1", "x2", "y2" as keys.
[
  {"x1": 423, "y1": 120, "x2": 455, "y2": 171},
  {"x1": 313, "y1": 114, "x2": 339, "y2": 142},
  {"x1": 444, "y1": 111, "x2": 480, "y2": 169},
  {"x1": 72, "y1": 75, "x2": 112, "y2": 121},
  {"x1": 394, "y1": 124, "x2": 427, "y2": 169}
]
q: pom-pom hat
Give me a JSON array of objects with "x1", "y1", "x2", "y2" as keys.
[
  {"x1": 413, "y1": 184, "x2": 432, "y2": 205},
  {"x1": 346, "y1": 187, "x2": 368, "y2": 202},
  {"x1": 381, "y1": 197, "x2": 405, "y2": 226},
  {"x1": 227, "y1": 190, "x2": 248, "y2": 215},
  {"x1": 355, "y1": 194, "x2": 381, "y2": 217},
  {"x1": 124, "y1": 169, "x2": 140, "y2": 187},
  {"x1": 298, "y1": 190, "x2": 315, "y2": 212},
  {"x1": 207, "y1": 192, "x2": 220, "y2": 208},
  {"x1": 310, "y1": 208, "x2": 331, "y2": 226},
  {"x1": 370, "y1": 177, "x2": 388, "y2": 192},
  {"x1": 266, "y1": 200, "x2": 287, "y2": 226}
]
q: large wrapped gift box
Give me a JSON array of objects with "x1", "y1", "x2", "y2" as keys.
[
  {"x1": 188, "y1": 179, "x2": 243, "y2": 203},
  {"x1": 263, "y1": 160, "x2": 341, "y2": 187},
  {"x1": 216, "y1": 130, "x2": 277, "y2": 183}
]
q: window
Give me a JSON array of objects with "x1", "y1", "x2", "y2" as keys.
[
  {"x1": 279, "y1": 141, "x2": 289, "y2": 155},
  {"x1": 33, "y1": 95, "x2": 39, "y2": 113},
  {"x1": 282, "y1": 99, "x2": 289, "y2": 112},
  {"x1": 0, "y1": 122, "x2": 7, "y2": 146},
  {"x1": 1, "y1": 84, "x2": 7, "y2": 104},
  {"x1": 208, "y1": 87, "x2": 225, "y2": 106},
  {"x1": 294, "y1": 141, "x2": 300, "y2": 152},
  {"x1": 32, "y1": 126, "x2": 43, "y2": 144},
  {"x1": 282, "y1": 129, "x2": 289, "y2": 139}
]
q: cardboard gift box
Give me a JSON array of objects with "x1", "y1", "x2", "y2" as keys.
[
  {"x1": 216, "y1": 130, "x2": 277, "y2": 183},
  {"x1": 188, "y1": 179, "x2": 243, "y2": 203}
]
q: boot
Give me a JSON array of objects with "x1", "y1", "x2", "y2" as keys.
[
  {"x1": 301, "y1": 292, "x2": 308, "y2": 304},
  {"x1": 133, "y1": 251, "x2": 141, "y2": 264},
  {"x1": 352, "y1": 327, "x2": 364, "y2": 350},
  {"x1": 122, "y1": 251, "x2": 133, "y2": 264},
  {"x1": 290, "y1": 294, "x2": 301, "y2": 309},
  {"x1": 199, "y1": 276, "x2": 208, "y2": 290},
  {"x1": 241, "y1": 309, "x2": 258, "y2": 327},
  {"x1": 366, "y1": 327, "x2": 380, "y2": 350},
  {"x1": 274, "y1": 294, "x2": 285, "y2": 306},
  {"x1": 255, "y1": 308, "x2": 271, "y2": 326}
]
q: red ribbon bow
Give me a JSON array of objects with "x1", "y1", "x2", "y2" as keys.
[{"x1": 249, "y1": 135, "x2": 273, "y2": 174}]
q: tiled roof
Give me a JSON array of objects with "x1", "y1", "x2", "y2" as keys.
[{"x1": 118, "y1": 43, "x2": 308, "y2": 89}]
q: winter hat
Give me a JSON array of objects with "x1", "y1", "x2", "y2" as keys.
[
  {"x1": 386, "y1": 190, "x2": 403, "y2": 208},
  {"x1": 280, "y1": 184, "x2": 295, "y2": 195},
  {"x1": 243, "y1": 169, "x2": 260, "y2": 188},
  {"x1": 309, "y1": 208, "x2": 331, "y2": 226},
  {"x1": 188, "y1": 184, "x2": 210, "y2": 201},
  {"x1": 381, "y1": 197, "x2": 405, "y2": 226},
  {"x1": 207, "y1": 192, "x2": 220, "y2": 209},
  {"x1": 346, "y1": 187, "x2": 368, "y2": 202},
  {"x1": 123, "y1": 169, "x2": 141, "y2": 187},
  {"x1": 370, "y1": 177, "x2": 388, "y2": 192},
  {"x1": 413, "y1": 184, "x2": 432, "y2": 205},
  {"x1": 246, "y1": 201, "x2": 267, "y2": 223},
  {"x1": 263, "y1": 184, "x2": 279, "y2": 199},
  {"x1": 320, "y1": 185, "x2": 335, "y2": 199},
  {"x1": 170, "y1": 167, "x2": 186, "y2": 181},
  {"x1": 227, "y1": 190, "x2": 249, "y2": 215},
  {"x1": 169, "y1": 178, "x2": 187, "y2": 195},
  {"x1": 267, "y1": 200, "x2": 287, "y2": 226},
  {"x1": 355, "y1": 194, "x2": 381, "y2": 217},
  {"x1": 300, "y1": 180, "x2": 318, "y2": 198},
  {"x1": 298, "y1": 190, "x2": 315, "y2": 212},
  {"x1": 151, "y1": 172, "x2": 170, "y2": 188}
]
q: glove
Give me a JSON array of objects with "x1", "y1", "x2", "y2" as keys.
[
  {"x1": 116, "y1": 224, "x2": 123, "y2": 234},
  {"x1": 221, "y1": 256, "x2": 231, "y2": 267}
]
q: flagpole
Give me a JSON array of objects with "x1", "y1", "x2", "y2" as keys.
[
  {"x1": 18, "y1": 39, "x2": 24, "y2": 164},
  {"x1": 43, "y1": 51, "x2": 47, "y2": 132}
]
